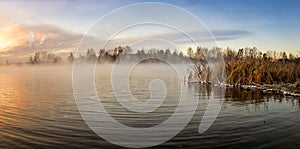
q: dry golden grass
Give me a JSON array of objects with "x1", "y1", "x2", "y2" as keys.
[
  {"x1": 226, "y1": 59, "x2": 300, "y2": 86},
  {"x1": 190, "y1": 47, "x2": 300, "y2": 86}
]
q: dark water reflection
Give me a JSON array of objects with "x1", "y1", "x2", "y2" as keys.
[
  {"x1": 0, "y1": 65, "x2": 299, "y2": 148},
  {"x1": 160, "y1": 84, "x2": 300, "y2": 149},
  {"x1": 225, "y1": 88, "x2": 300, "y2": 112}
]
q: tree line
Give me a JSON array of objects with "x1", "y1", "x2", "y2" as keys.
[
  {"x1": 24, "y1": 46, "x2": 300, "y2": 86},
  {"x1": 68, "y1": 46, "x2": 191, "y2": 64},
  {"x1": 29, "y1": 51, "x2": 62, "y2": 64}
]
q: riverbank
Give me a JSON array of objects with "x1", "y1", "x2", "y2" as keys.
[{"x1": 188, "y1": 80, "x2": 300, "y2": 97}]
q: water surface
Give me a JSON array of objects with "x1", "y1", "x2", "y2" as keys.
[{"x1": 0, "y1": 65, "x2": 299, "y2": 148}]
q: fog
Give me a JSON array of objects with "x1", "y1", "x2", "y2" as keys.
[{"x1": 0, "y1": 63, "x2": 192, "y2": 89}]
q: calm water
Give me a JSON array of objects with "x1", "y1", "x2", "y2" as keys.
[{"x1": 0, "y1": 65, "x2": 299, "y2": 148}]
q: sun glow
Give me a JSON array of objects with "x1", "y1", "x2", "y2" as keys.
[
  {"x1": 0, "y1": 36, "x2": 14, "y2": 49},
  {"x1": 0, "y1": 20, "x2": 29, "y2": 51}
]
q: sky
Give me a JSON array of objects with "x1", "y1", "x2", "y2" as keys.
[{"x1": 0, "y1": 0, "x2": 300, "y2": 61}]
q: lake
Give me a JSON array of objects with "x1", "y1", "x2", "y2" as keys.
[{"x1": 0, "y1": 64, "x2": 299, "y2": 148}]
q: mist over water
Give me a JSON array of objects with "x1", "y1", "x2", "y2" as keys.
[{"x1": 0, "y1": 64, "x2": 299, "y2": 148}]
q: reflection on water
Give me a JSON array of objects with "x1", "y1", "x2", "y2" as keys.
[
  {"x1": 0, "y1": 65, "x2": 299, "y2": 148},
  {"x1": 225, "y1": 88, "x2": 300, "y2": 112}
]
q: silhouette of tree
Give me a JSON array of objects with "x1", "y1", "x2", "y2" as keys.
[
  {"x1": 68, "y1": 52, "x2": 74, "y2": 63},
  {"x1": 29, "y1": 56, "x2": 34, "y2": 64},
  {"x1": 289, "y1": 53, "x2": 295, "y2": 60},
  {"x1": 237, "y1": 48, "x2": 244, "y2": 59},
  {"x1": 263, "y1": 53, "x2": 268, "y2": 60},
  {"x1": 86, "y1": 48, "x2": 97, "y2": 62},
  {"x1": 282, "y1": 52, "x2": 287, "y2": 60},
  {"x1": 187, "y1": 47, "x2": 193, "y2": 58},
  {"x1": 34, "y1": 52, "x2": 40, "y2": 63}
]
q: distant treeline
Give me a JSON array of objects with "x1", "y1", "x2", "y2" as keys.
[
  {"x1": 66, "y1": 45, "x2": 300, "y2": 85},
  {"x1": 69, "y1": 46, "x2": 191, "y2": 64},
  {"x1": 28, "y1": 51, "x2": 62, "y2": 64},
  {"x1": 24, "y1": 45, "x2": 300, "y2": 86},
  {"x1": 67, "y1": 46, "x2": 231, "y2": 64}
]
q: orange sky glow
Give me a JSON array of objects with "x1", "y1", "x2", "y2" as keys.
[{"x1": 0, "y1": 19, "x2": 29, "y2": 51}]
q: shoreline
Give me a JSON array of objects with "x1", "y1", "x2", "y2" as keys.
[{"x1": 188, "y1": 81, "x2": 300, "y2": 97}]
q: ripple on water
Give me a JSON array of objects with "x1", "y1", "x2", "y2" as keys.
[{"x1": 0, "y1": 65, "x2": 299, "y2": 148}]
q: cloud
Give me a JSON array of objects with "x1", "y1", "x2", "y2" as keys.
[
  {"x1": 211, "y1": 30, "x2": 251, "y2": 40},
  {"x1": 0, "y1": 18, "x2": 251, "y2": 63},
  {"x1": 0, "y1": 21, "x2": 83, "y2": 60},
  {"x1": 0, "y1": 19, "x2": 29, "y2": 48},
  {"x1": 105, "y1": 29, "x2": 252, "y2": 49}
]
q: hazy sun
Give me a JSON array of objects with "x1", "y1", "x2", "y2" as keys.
[
  {"x1": 0, "y1": 20, "x2": 28, "y2": 51},
  {"x1": 0, "y1": 35, "x2": 14, "y2": 49}
]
